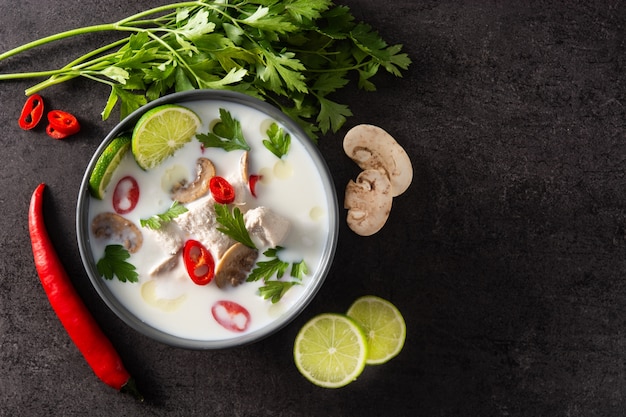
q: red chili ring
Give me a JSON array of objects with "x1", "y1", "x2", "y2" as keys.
[{"x1": 18, "y1": 94, "x2": 45, "y2": 130}]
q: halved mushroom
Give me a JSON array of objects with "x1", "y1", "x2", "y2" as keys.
[
  {"x1": 343, "y1": 124, "x2": 413, "y2": 197},
  {"x1": 214, "y1": 242, "x2": 259, "y2": 289},
  {"x1": 344, "y1": 169, "x2": 393, "y2": 236},
  {"x1": 171, "y1": 157, "x2": 216, "y2": 203},
  {"x1": 91, "y1": 212, "x2": 143, "y2": 253}
]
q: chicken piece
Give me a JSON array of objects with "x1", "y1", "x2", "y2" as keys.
[
  {"x1": 143, "y1": 221, "x2": 184, "y2": 255},
  {"x1": 175, "y1": 195, "x2": 234, "y2": 259},
  {"x1": 244, "y1": 206, "x2": 290, "y2": 248}
]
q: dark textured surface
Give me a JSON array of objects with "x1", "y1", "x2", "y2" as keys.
[{"x1": 1, "y1": 1, "x2": 625, "y2": 416}]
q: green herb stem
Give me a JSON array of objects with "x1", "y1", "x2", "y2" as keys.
[{"x1": 0, "y1": 0, "x2": 411, "y2": 137}]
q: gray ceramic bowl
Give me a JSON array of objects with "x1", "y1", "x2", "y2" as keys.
[{"x1": 76, "y1": 90, "x2": 338, "y2": 349}]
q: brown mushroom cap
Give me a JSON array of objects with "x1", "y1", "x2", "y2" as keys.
[
  {"x1": 344, "y1": 169, "x2": 393, "y2": 236},
  {"x1": 171, "y1": 157, "x2": 216, "y2": 203},
  {"x1": 91, "y1": 212, "x2": 143, "y2": 253},
  {"x1": 214, "y1": 243, "x2": 259, "y2": 288},
  {"x1": 343, "y1": 124, "x2": 413, "y2": 197}
]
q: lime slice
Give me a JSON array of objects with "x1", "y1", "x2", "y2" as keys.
[
  {"x1": 131, "y1": 104, "x2": 201, "y2": 170},
  {"x1": 346, "y1": 295, "x2": 406, "y2": 365},
  {"x1": 293, "y1": 313, "x2": 368, "y2": 388},
  {"x1": 88, "y1": 135, "x2": 131, "y2": 199}
]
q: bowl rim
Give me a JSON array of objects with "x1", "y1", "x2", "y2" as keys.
[{"x1": 76, "y1": 90, "x2": 339, "y2": 349}]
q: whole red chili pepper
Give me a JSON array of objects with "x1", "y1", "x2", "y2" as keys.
[
  {"x1": 28, "y1": 183, "x2": 142, "y2": 400},
  {"x1": 18, "y1": 94, "x2": 45, "y2": 130}
]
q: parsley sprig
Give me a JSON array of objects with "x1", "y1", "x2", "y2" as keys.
[
  {"x1": 263, "y1": 122, "x2": 291, "y2": 158},
  {"x1": 0, "y1": 0, "x2": 411, "y2": 140},
  {"x1": 140, "y1": 201, "x2": 188, "y2": 230},
  {"x1": 96, "y1": 244, "x2": 138, "y2": 283},
  {"x1": 247, "y1": 247, "x2": 308, "y2": 303},
  {"x1": 196, "y1": 108, "x2": 250, "y2": 151}
]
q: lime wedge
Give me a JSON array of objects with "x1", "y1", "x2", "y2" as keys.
[
  {"x1": 131, "y1": 104, "x2": 201, "y2": 170},
  {"x1": 293, "y1": 313, "x2": 368, "y2": 388},
  {"x1": 88, "y1": 135, "x2": 131, "y2": 199},
  {"x1": 346, "y1": 295, "x2": 406, "y2": 365}
]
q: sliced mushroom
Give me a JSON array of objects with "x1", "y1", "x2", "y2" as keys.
[
  {"x1": 171, "y1": 157, "x2": 216, "y2": 203},
  {"x1": 214, "y1": 243, "x2": 259, "y2": 289},
  {"x1": 91, "y1": 212, "x2": 143, "y2": 253},
  {"x1": 343, "y1": 124, "x2": 413, "y2": 197},
  {"x1": 344, "y1": 169, "x2": 393, "y2": 236},
  {"x1": 240, "y1": 151, "x2": 249, "y2": 183}
]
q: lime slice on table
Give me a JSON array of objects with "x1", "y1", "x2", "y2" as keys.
[
  {"x1": 346, "y1": 295, "x2": 406, "y2": 365},
  {"x1": 88, "y1": 135, "x2": 131, "y2": 199},
  {"x1": 131, "y1": 104, "x2": 201, "y2": 170},
  {"x1": 293, "y1": 313, "x2": 368, "y2": 388}
]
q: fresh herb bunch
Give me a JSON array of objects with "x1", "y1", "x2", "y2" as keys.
[{"x1": 0, "y1": 0, "x2": 410, "y2": 139}]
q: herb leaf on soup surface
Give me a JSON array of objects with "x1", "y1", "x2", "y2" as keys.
[
  {"x1": 214, "y1": 204, "x2": 256, "y2": 249},
  {"x1": 259, "y1": 281, "x2": 300, "y2": 304},
  {"x1": 263, "y1": 123, "x2": 291, "y2": 158},
  {"x1": 96, "y1": 244, "x2": 138, "y2": 283},
  {"x1": 248, "y1": 247, "x2": 308, "y2": 303},
  {"x1": 140, "y1": 201, "x2": 188, "y2": 230},
  {"x1": 196, "y1": 108, "x2": 250, "y2": 152},
  {"x1": 0, "y1": 0, "x2": 411, "y2": 140}
]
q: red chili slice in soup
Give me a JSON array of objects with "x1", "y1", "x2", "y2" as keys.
[
  {"x1": 112, "y1": 176, "x2": 140, "y2": 214},
  {"x1": 248, "y1": 174, "x2": 261, "y2": 198},
  {"x1": 211, "y1": 300, "x2": 251, "y2": 332},
  {"x1": 209, "y1": 176, "x2": 235, "y2": 204},
  {"x1": 183, "y1": 240, "x2": 215, "y2": 286}
]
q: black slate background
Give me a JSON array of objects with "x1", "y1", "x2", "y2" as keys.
[{"x1": 1, "y1": 1, "x2": 625, "y2": 416}]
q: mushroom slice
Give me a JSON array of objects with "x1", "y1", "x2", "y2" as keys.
[
  {"x1": 214, "y1": 243, "x2": 259, "y2": 289},
  {"x1": 344, "y1": 169, "x2": 393, "y2": 236},
  {"x1": 343, "y1": 124, "x2": 413, "y2": 197},
  {"x1": 91, "y1": 212, "x2": 143, "y2": 253},
  {"x1": 171, "y1": 157, "x2": 216, "y2": 203},
  {"x1": 240, "y1": 151, "x2": 249, "y2": 184},
  {"x1": 149, "y1": 252, "x2": 180, "y2": 276}
]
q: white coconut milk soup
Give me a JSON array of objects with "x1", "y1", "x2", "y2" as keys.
[{"x1": 88, "y1": 100, "x2": 331, "y2": 341}]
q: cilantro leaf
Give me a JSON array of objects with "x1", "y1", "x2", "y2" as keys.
[
  {"x1": 140, "y1": 201, "x2": 188, "y2": 230},
  {"x1": 290, "y1": 259, "x2": 308, "y2": 280},
  {"x1": 247, "y1": 254, "x2": 289, "y2": 282},
  {"x1": 247, "y1": 247, "x2": 308, "y2": 302},
  {"x1": 196, "y1": 108, "x2": 250, "y2": 151},
  {"x1": 214, "y1": 204, "x2": 256, "y2": 249},
  {"x1": 96, "y1": 244, "x2": 138, "y2": 283},
  {"x1": 263, "y1": 122, "x2": 291, "y2": 158},
  {"x1": 316, "y1": 96, "x2": 352, "y2": 134},
  {"x1": 259, "y1": 280, "x2": 300, "y2": 304}
]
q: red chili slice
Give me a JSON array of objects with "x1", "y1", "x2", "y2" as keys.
[
  {"x1": 209, "y1": 176, "x2": 235, "y2": 204},
  {"x1": 248, "y1": 174, "x2": 262, "y2": 198},
  {"x1": 47, "y1": 110, "x2": 80, "y2": 137},
  {"x1": 45, "y1": 124, "x2": 71, "y2": 140},
  {"x1": 18, "y1": 94, "x2": 45, "y2": 130},
  {"x1": 183, "y1": 240, "x2": 215, "y2": 285},
  {"x1": 211, "y1": 300, "x2": 251, "y2": 332},
  {"x1": 112, "y1": 176, "x2": 140, "y2": 215}
]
